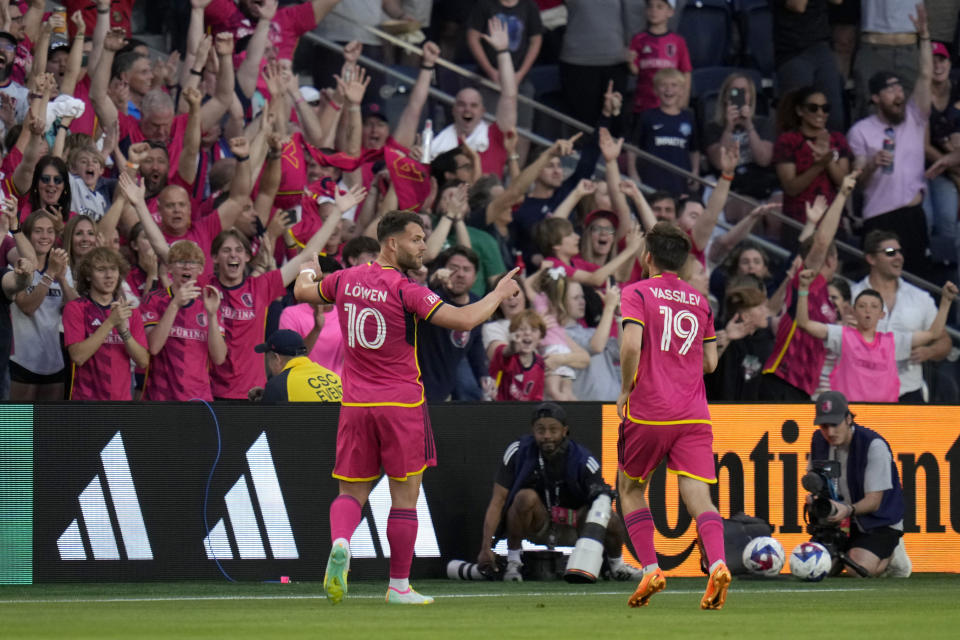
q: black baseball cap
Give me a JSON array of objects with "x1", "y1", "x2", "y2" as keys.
[
  {"x1": 254, "y1": 329, "x2": 307, "y2": 356},
  {"x1": 0, "y1": 31, "x2": 17, "y2": 48},
  {"x1": 362, "y1": 100, "x2": 388, "y2": 123},
  {"x1": 531, "y1": 402, "x2": 567, "y2": 426},
  {"x1": 869, "y1": 71, "x2": 902, "y2": 95},
  {"x1": 49, "y1": 39, "x2": 71, "y2": 55},
  {"x1": 814, "y1": 391, "x2": 849, "y2": 426}
]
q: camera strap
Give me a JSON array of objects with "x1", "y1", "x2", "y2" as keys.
[{"x1": 538, "y1": 452, "x2": 560, "y2": 511}]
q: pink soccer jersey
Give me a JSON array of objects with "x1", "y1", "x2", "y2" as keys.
[
  {"x1": 319, "y1": 262, "x2": 444, "y2": 406},
  {"x1": 140, "y1": 288, "x2": 222, "y2": 401},
  {"x1": 620, "y1": 272, "x2": 716, "y2": 424},
  {"x1": 63, "y1": 298, "x2": 147, "y2": 400},
  {"x1": 629, "y1": 31, "x2": 692, "y2": 113},
  {"x1": 208, "y1": 270, "x2": 286, "y2": 399}
]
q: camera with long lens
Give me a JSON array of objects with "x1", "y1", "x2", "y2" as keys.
[{"x1": 802, "y1": 460, "x2": 842, "y2": 523}]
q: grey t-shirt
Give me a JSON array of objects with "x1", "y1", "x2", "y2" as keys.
[
  {"x1": 566, "y1": 323, "x2": 620, "y2": 402},
  {"x1": 559, "y1": 0, "x2": 629, "y2": 66},
  {"x1": 828, "y1": 427, "x2": 903, "y2": 532}
]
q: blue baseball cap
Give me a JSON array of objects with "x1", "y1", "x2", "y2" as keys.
[{"x1": 254, "y1": 330, "x2": 307, "y2": 356}]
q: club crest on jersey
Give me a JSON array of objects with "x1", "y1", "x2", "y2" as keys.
[
  {"x1": 196, "y1": 313, "x2": 208, "y2": 328},
  {"x1": 241, "y1": 292, "x2": 254, "y2": 308},
  {"x1": 679, "y1": 122, "x2": 692, "y2": 137},
  {"x1": 450, "y1": 329, "x2": 470, "y2": 348}
]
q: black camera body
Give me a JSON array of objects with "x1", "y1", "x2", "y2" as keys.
[{"x1": 802, "y1": 459, "x2": 842, "y2": 523}]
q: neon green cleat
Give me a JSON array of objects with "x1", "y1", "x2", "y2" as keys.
[
  {"x1": 323, "y1": 539, "x2": 351, "y2": 605},
  {"x1": 700, "y1": 562, "x2": 732, "y2": 610},
  {"x1": 385, "y1": 586, "x2": 435, "y2": 605},
  {"x1": 627, "y1": 567, "x2": 666, "y2": 608}
]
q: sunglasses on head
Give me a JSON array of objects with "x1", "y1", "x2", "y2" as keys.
[
  {"x1": 39, "y1": 175, "x2": 64, "y2": 185},
  {"x1": 803, "y1": 103, "x2": 831, "y2": 114},
  {"x1": 876, "y1": 247, "x2": 902, "y2": 257}
]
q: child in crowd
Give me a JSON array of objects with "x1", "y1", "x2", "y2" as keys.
[
  {"x1": 629, "y1": 67, "x2": 699, "y2": 194},
  {"x1": 530, "y1": 268, "x2": 590, "y2": 401},
  {"x1": 797, "y1": 269, "x2": 959, "y2": 402},
  {"x1": 626, "y1": 0, "x2": 691, "y2": 175},
  {"x1": 489, "y1": 308, "x2": 547, "y2": 401}
]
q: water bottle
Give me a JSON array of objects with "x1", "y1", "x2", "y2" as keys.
[
  {"x1": 882, "y1": 127, "x2": 895, "y2": 174},
  {"x1": 421, "y1": 119, "x2": 433, "y2": 164}
]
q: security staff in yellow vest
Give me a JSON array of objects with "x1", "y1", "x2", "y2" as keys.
[{"x1": 249, "y1": 330, "x2": 343, "y2": 402}]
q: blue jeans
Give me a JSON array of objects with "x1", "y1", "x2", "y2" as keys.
[{"x1": 922, "y1": 177, "x2": 958, "y2": 264}]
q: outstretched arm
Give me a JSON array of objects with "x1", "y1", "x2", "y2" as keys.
[
  {"x1": 394, "y1": 41, "x2": 440, "y2": 149},
  {"x1": 484, "y1": 18, "x2": 517, "y2": 133},
  {"x1": 804, "y1": 170, "x2": 859, "y2": 273},
  {"x1": 911, "y1": 282, "x2": 958, "y2": 345},
  {"x1": 429, "y1": 269, "x2": 522, "y2": 331},
  {"x1": 796, "y1": 269, "x2": 829, "y2": 340},
  {"x1": 690, "y1": 144, "x2": 738, "y2": 251}
]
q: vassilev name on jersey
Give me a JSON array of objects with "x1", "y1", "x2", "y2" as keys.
[{"x1": 649, "y1": 286, "x2": 702, "y2": 306}]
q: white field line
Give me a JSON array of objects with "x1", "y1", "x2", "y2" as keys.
[{"x1": 0, "y1": 587, "x2": 874, "y2": 605}]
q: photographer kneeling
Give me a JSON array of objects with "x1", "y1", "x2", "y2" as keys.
[
  {"x1": 809, "y1": 391, "x2": 911, "y2": 577},
  {"x1": 476, "y1": 403, "x2": 641, "y2": 582}
]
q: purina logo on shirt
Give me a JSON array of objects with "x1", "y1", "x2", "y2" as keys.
[
  {"x1": 203, "y1": 432, "x2": 299, "y2": 560},
  {"x1": 57, "y1": 432, "x2": 153, "y2": 561}
]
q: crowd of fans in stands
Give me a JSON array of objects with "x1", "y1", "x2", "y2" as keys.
[{"x1": 1, "y1": 0, "x2": 958, "y2": 405}]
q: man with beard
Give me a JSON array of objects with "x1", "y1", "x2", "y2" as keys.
[
  {"x1": 476, "y1": 403, "x2": 640, "y2": 582},
  {"x1": 292, "y1": 210, "x2": 520, "y2": 605},
  {"x1": 417, "y1": 245, "x2": 491, "y2": 402},
  {"x1": 847, "y1": 5, "x2": 933, "y2": 280},
  {"x1": 0, "y1": 30, "x2": 28, "y2": 136}
]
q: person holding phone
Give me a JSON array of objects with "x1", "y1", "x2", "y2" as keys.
[{"x1": 703, "y1": 73, "x2": 776, "y2": 209}]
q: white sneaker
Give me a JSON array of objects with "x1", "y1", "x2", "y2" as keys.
[
  {"x1": 503, "y1": 560, "x2": 523, "y2": 582},
  {"x1": 385, "y1": 586, "x2": 434, "y2": 605},
  {"x1": 610, "y1": 562, "x2": 644, "y2": 581},
  {"x1": 884, "y1": 538, "x2": 912, "y2": 578}
]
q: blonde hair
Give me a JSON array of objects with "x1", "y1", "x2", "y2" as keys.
[
  {"x1": 167, "y1": 240, "x2": 205, "y2": 266},
  {"x1": 713, "y1": 73, "x2": 757, "y2": 125},
  {"x1": 654, "y1": 67, "x2": 684, "y2": 87}
]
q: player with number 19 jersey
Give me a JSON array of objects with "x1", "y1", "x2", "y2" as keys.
[
  {"x1": 318, "y1": 262, "x2": 444, "y2": 406},
  {"x1": 620, "y1": 272, "x2": 716, "y2": 425}
]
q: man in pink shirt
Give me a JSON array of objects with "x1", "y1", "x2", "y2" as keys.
[
  {"x1": 847, "y1": 6, "x2": 933, "y2": 281},
  {"x1": 293, "y1": 210, "x2": 520, "y2": 605}
]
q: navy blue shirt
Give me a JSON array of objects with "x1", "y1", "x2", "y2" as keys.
[
  {"x1": 417, "y1": 288, "x2": 487, "y2": 402},
  {"x1": 636, "y1": 108, "x2": 697, "y2": 196}
]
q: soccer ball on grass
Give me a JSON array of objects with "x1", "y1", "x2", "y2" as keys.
[
  {"x1": 789, "y1": 541, "x2": 832, "y2": 581},
  {"x1": 741, "y1": 536, "x2": 785, "y2": 576}
]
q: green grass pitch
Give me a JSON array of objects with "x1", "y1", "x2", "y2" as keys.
[{"x1": 2, "y1": 575, "x2": 959, "y2": 639}]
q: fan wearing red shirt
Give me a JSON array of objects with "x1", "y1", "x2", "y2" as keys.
[
  {"x1": 206, "y1": 185, "x2": 367, "y2": 400},
  {"x1": 204, "y1": 0, "x2": 341, "y2": 62},
  {"x1": 293, "y1": 211, "x2": 521, "y2": 605},
  {"x1": 140, "y1": 240, "x2": 226, "y2": 402},
  {"x1": 616, "y1": 222, "x2": 731, "y2": 610},
  {"x1": 428, "y1": 19, "x2": 518, "y2": 179},
  {"x1": 64, "y1": 247, "x2": 149, "y2": 400},
  {"x1": 490, "y1": 309, "x2": 546, "y2": 401},
  {"x1": 121, "y1": 138, "x2": 253, "y2": 280},
  {"x1": 90, "y1": 27, "x2": 234, "y2": 168}
]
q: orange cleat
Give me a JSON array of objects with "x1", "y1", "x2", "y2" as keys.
[
  {"x1": 627, "y1": 567, "x2": 666, "y2": 608},
  {"x1": 700, "y1": 562, "x2": 731, "y2": 610}
]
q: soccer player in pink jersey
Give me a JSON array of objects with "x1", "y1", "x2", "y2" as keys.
[
  {"x1": 293, "y1": 211, "x2": 521, "y2": 605},
  {"x1": 64, "y1": 247, "x2": 149, "y2": 400},
  {"x1": 206, "y1": 184, "x2": 367, "y2": 399},
  {"x1": 140, "y1": 241, "x2": 226, "y2": 401},
  {"x1": 616, "y1": 222, "x2": 730, "y2": 610}
]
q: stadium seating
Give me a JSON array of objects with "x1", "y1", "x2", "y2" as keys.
[
  {"x1": 734, "y1": 0, "x2": 775, "y2": 79},
  {"x1": 677, "y1": 0, "x2": 735, "y2": 69}
]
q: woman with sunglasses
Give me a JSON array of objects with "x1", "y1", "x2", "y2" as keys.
[
  {"x1": 22, "y1": 156, "x2": 74, "y2": 224},
  {"x1": 773, "y1": 87, "x2": 853, "y2": 229}
]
